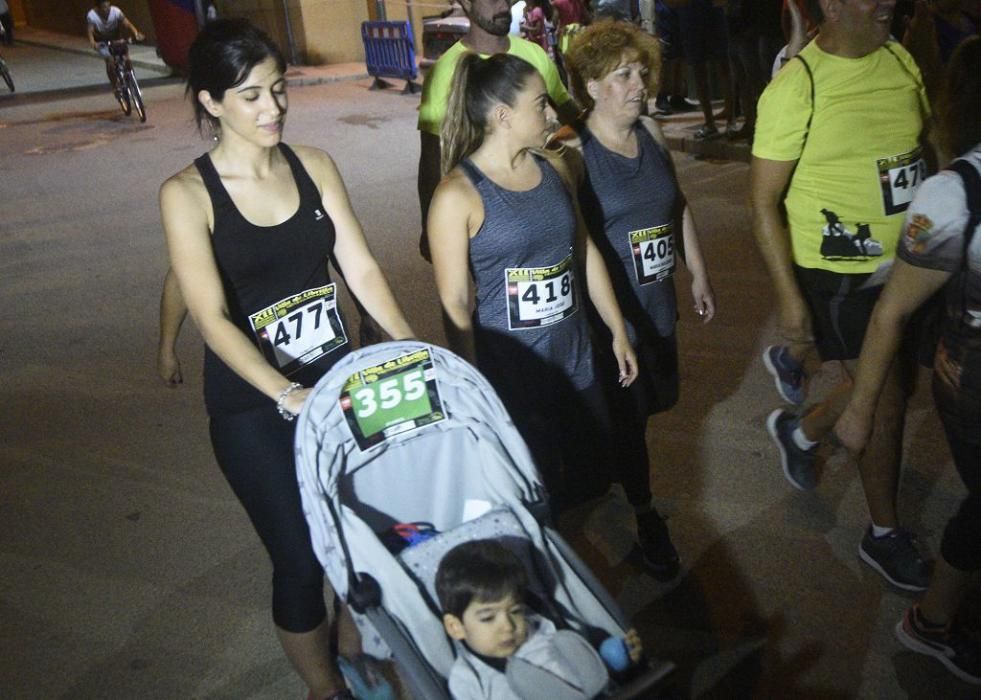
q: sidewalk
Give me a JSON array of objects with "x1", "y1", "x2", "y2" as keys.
[{"x1": 14, "y1": 25, "x2": 172, "y2": 76}]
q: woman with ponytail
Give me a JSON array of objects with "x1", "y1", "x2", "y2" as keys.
[{"x1": 429, "y1": 52, "x2": 638, "y2": 513}]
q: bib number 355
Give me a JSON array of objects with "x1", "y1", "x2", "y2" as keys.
[
  {"x1": 340, "y1": 348, "x2": 446, "y2": 451},
  {"x1": 353, "y1": 368, "x2": 426, "y2": 419}
]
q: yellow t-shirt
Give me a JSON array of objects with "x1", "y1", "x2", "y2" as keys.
[
  {"x1": 753, "y1": 40, "x2": 930, "y2": 274},
  {"x1": 417, "y1": 37, "x2": 571, "y2": 136}
]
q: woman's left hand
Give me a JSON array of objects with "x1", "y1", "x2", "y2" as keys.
[
  {"x1": 612, "y1": 333, "x2": 639, "y2": 387},
  {"x1": 282, "y1": 387, "x2": 312, "y2": 417},
  {"x1": 691, "y1": 275, "x2": 716, "y2": 323},
  {"x1": 624, "y1": 628, "x2": 644, "y2": 665}
]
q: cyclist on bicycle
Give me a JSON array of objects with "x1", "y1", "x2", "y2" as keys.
[{"x1": 87, "y1": 1, "x2": 144, "y2": 88}]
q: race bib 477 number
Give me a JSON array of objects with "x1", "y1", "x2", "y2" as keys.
[
  {"x1": 340, "y1": 348, "x2": 446, "y2": 451},
  {"x1": 249, "y1": 284, "x2": 348, "y2": 376},
  {"x1": 506, "y1": 254, "x2": 578, "y2": 330},
  {"x1": 877, "y1": 148, "x2": 927, "y2": 216},
  {"x1": 630, "y1": 224, "x2": 675, "y2": 285}
]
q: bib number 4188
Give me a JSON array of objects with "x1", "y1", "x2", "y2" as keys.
[{"x1": 520, "y1": 273, "x2": 571, "y2": 306}]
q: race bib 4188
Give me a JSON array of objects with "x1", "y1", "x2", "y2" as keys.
[{"x1": 505, "y1": 254, "x2": 578, "y2": 330}]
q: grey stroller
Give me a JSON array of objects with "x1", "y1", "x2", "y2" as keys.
[{"x1": 295, "y1": 341, "x2": 674, "y2": 699}]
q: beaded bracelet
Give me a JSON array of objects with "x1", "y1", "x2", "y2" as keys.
[{"x1": 276, "y1": 382, "x2": 303, "y2": 421}]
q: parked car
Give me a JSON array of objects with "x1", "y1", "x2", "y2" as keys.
[{"x1": 421, "y1": 11, "x2": 468, "y2": 65}]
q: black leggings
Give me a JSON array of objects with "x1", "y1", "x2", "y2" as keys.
[
  {"x1": 933, "y1": 357, "x2": 981, "y2": 573},
  {"x1": 482, "y1": 360, "x2": 615, "y2": 514},
  {"x1": 210, "y1": 405, "x2": 327, "y2": 633}
]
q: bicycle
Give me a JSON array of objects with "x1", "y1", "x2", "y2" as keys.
[
  {"x1": 103, "y1": 38, "x2": 145, "y2": 122},
  {"x1": 0, "y1": 25, "x2": 13, "y2": 93}
]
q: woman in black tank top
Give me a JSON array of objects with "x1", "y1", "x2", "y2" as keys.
[{"x1": 159, "y1": 20, "x2": 413, "y2": 700}]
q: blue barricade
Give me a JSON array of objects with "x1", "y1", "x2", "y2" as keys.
[{"x1": 361, "y1": 20, "x2": 421, "y2": 93}]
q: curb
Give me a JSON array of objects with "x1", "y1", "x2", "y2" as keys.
[
  {"x1": 285, "y1": 69, "x2": 372, "y2": 87},
  {"x1": 14, "y1": 38, "x2": 174, "y2": 76}
]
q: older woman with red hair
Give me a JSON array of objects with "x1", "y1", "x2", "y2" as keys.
[{"x1": 561, "y1": 21, "x2": 716, "y2": 580}]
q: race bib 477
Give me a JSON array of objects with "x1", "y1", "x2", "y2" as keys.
[{"x1": 250, "y1": 284, "x2": 348, "y2": 375}]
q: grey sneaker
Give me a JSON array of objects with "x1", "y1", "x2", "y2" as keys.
[
  {"x1": 859, "y1": 526, "x2": 932, "y2": 591},
  {"x1": 895, "y1": 605, "x2": 981, "y2": 685},
  {"x1": 762, "y1": 345, "x2": 806, "y2": 405},
  {"x1": 766, "y1": 409, "x2": 817, "y2": 490}
]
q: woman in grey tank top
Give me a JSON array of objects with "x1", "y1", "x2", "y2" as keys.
[
  {"x1": 564, "y1": 22, "x2": 716, "y2": 579},
  {"x1": 428, "y1": 52, "x2": 639, "y2": 512}
]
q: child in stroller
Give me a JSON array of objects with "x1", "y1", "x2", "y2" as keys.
[
  {"x1": 437, "y1": 540, "x2": 644, "y2": 700},
  {"x1": 295, "y1": 342, "x2": 673, "y2": 699}
]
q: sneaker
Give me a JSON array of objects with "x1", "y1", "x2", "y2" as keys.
[
  {"x1": 766, "y1": 409, "x2": 818, "y2": 490},
  {"x1": 669, "y1": 95, "x2": 696, "y2": 112},
  {"x1": 762, "y1": 345, "x2": 806, "y2": 405},
  {"x1": 895, "y1": 605, "x2": 981, "y2": 685},
  {"x1": 636, "y1": 510, "x2": 680, "y2": 581},
  {"x1": 693, "y1": 124, "x2": 720, "y2": 141},
  {"x1": 859, "y1": 526, "x2": 932, "y2": 591},
  {"x1": 654, "y1": 95, "x2": 672, "y2": 115}
]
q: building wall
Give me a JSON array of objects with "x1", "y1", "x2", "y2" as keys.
[
  {"x1": 216, "y1": 0, "x2": 433, "y2": 65},
  {"x1": 9, "y1": 0, "x2": 27, "y2": 25},
  {"x1": 23, "y1": 0, "x2": 157, "y2": 43},
  {"x1": 295, "y1": 0, "x2": 369, "y2": 65}
]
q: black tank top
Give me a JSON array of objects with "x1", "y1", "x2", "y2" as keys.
[{"x1": 194, "y1": 143, "x2": 350, "y2": 416}]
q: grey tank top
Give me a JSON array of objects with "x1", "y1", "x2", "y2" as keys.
[
  {"x1": 579, "y1": 123, "x2": 679, "y2": 341},
  {"x1": 461, "y1": 155, "x2": 595, "y2": 391}
]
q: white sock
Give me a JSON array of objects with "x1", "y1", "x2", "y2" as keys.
[
  {"x1": 792, "y1": 426, "x2": 818, "y2": 451},
  {"x1": 872, "y1": 524, "x2": 895, "y2": 538}
]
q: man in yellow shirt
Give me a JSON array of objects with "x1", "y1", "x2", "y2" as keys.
[
  {"x1": 416, "y1": 0, "x2": 578, "y2": 259},
  {"x1": 751, "y1": 0, "x2": 932, "y2": 591}
]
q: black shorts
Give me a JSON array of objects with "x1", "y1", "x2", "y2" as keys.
[
  {"x1": 794, "y1": 265, "x2": 881, "y2": 362},
  {"x1": 678, "y1": 0, "x2": 729, "y2": 65},
  {"x1": 655, "y1": 1, "x2": 684, "y2": 61}
]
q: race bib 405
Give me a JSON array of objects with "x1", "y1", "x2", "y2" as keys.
[{"x1": 630, "y1": 224, "x2": 675, "y2": 285}]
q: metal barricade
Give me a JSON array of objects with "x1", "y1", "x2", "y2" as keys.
[{"x1": 361, "y1": 20, "x2": 422, "y2": 94}]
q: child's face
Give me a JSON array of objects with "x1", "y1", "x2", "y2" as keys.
[{"x1": 444, "y1": 592, "x2": 529, "y2": 658}]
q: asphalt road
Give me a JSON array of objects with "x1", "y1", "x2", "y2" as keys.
[{"x1": 0, "y1": 76, "x2": 968, "y2": 699}]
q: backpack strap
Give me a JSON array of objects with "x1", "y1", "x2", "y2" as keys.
[
  {"x1": 947, "y1": 158, "x2": 981, "y2": 264},
  {"x1": 793, "y1": 54, "x2": 815, "y2": 142}
]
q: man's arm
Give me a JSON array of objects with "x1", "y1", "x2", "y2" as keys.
[
  {"x1": 87, "y1": 23, "x2": 99, "y2": 50},
  {"x1": 122, "y1": 16, "x2": 145, "y2": 41},
  {"x1": 750, "y1": 156, "x2": 814, "y2": 348}
]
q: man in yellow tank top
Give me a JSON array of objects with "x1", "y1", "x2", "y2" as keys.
[{"x1": 751, "y1": 0, "x2": 933, "y2": 592}]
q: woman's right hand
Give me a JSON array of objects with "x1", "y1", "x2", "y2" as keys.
[
  {"x1": 157, "y1": 347, "x2": 183, "y2": 387},
  {"x1": 934, "y1": 338, "x2": 963, "y2": 390}
]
